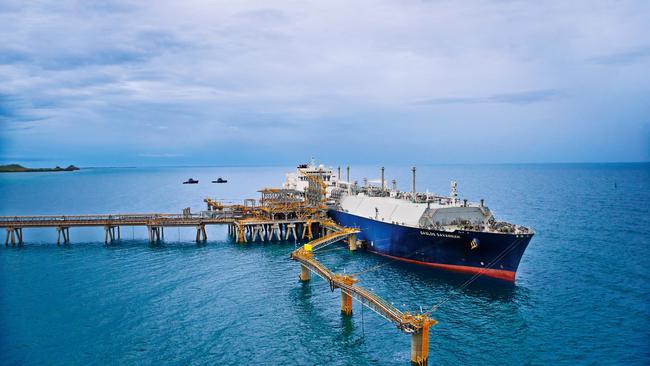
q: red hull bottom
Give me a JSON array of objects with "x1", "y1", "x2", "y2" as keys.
[{"x1": 369, "y1": 250, "x2": 516, "y2": 283}]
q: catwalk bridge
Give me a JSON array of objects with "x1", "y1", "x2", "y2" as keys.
[
  {"x1": 0, "y1": 213, "x2": 239, "y2": 245},
  {"x1": 291, "y1": 220, "x2": 437, "y2": 365}
]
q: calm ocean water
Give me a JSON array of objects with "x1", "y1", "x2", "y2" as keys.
[{"x1": 1, "y1": 164, "x2": 648, "y2": 365}]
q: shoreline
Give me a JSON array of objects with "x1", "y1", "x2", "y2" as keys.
[{"x1": 0, "y1": 164, "x2": 80, "y2": 173}]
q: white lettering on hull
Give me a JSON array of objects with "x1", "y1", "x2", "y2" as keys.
[{"x1": 420, "y1": 231, "x2": 461, "y2": 239}]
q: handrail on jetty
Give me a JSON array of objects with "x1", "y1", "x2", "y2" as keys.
[
  {"x1": 0, "y1": 213, "x2": 234, "y2": 227},
  {"x1": 0, "y1": 213, "x2": 237, "y2": 245}
]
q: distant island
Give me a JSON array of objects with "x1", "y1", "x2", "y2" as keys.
[{"x1": 0, "y1": 164, "x2": 80, "y2": 173}]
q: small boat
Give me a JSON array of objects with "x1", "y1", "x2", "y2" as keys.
[
  {"x1": 212, "y1": 178, "x2": 228, "y2": 183},
  {"x1": 183, "y1": 178, "x2": 199, "y2": 184}
]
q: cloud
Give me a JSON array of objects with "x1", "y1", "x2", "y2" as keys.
[
  {"x1": 0, "y1": 0, "x2": 649, "y2": 164},
  {"x1": 588, "y1": 46, "x2": 650, "y2": 65},
  {"x1": 412, "y1": 89, "x2": 562, "y2": 106},
  {"x1": 0, "y1": 47, "x2": 31, "y2": 65},
  {"x1": 0, "y1": 93, "x2": 50, "y2": 124}
]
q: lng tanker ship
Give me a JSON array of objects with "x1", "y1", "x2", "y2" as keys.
[{"x1": 284, "y1": 161, "x2": 534, "y2": 282}]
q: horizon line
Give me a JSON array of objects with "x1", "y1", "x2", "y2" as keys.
[{"x1": 3, "y1": 161, "x2": 648, "y2": 170}]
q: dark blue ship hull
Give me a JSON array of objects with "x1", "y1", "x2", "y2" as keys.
[{"x1": 328, "y1": 210, "x2": 533, "y2": 282}]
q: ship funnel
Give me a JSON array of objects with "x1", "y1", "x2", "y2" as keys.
[{"x1": 381, "y1": 167, "x2": 385, "y2": 191}]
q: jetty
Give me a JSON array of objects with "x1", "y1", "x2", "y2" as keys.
[
  {"x1": 0, "y1": 213, "x2": 333, "y2": 245},
  {"x1": 0, "y1": 175, "x2": 438, "y2": 365},
  {"x1": 0, "y1": 213, "x2": 231, "y2": 245}
]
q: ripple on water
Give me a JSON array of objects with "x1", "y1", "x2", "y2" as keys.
[{"x1": 1, "y1": 164, "x2": 649, "y2": 365}]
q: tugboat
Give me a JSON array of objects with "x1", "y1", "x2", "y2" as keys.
[
  {"x1": 183, "y1": 178, "x2": 199, "y2": 184},
  {"x1": 211, "y1": 178, "x2": 228, "y2": 183}
]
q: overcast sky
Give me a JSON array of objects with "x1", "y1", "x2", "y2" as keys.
[{"x1": 1, "y1": 0, "x2": 649, "y2": 166}]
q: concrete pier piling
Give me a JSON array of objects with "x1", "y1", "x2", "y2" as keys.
[
  {"x1": 251, "y1": 225, "x2": 259, "y2": 241},
  {"x1": 299, "y1": 265, "x2": 311, "y2": 281},
  {"x1": 411, "y1": 322, "x2": 432, "y2": 366},
  {"x1": 270, "y1": 224, "x2": 281, "y2": 241},
  {"x1": 195, "y1": 224, "x2": 207, "y2": 242},
  {"x1": 5, "y1": 227, "x2": 23, "y2": 246},
  {"x1": 340, "y1": 291, "x2": 353, "y2": 316},
  {"x1": 104, "y1": 225, "x2": 119, "y2": 244},
  {"x1": 147, "y1": 225, "x2": 163, "y2": 243},
  {"x1": 227, "y1": 220, "x2": 322, "y2": 244},
  {"x1": 285, "y1": 223, "x2": 297, "y2": 241},
  {"x1": 301, "y1": 221, "x2": 313, "y2": 240},
  {"x1": 347, "y1": 233, "x2": 357, "y2": 251},
  {"x1": 56, "y1": 227, "x2": 70, "y2": 244},
  {"x1": 236, "y1": 224, "x2": 246, "y2": 243}
]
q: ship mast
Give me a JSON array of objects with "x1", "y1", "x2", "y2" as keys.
[
  {"x1": 411, "y1": 166, "x2": 416, "y2": 200},
  {"x1": 451, "y1": 181, "x2": 458, "y2": 205}
]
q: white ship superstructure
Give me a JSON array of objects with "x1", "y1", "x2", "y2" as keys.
[{"x1": 283, "y1": 158, "x2": 342, "y2": 198}]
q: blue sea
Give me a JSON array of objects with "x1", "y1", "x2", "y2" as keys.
[{"x1": 1, "y1": 164, "x2": 648, "y2": 365}]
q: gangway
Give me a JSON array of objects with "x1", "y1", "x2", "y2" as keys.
[{"x1": 302, "y1": 227, "x2": 359, "y2": 252}]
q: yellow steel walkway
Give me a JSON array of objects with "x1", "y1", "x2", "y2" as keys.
[{"x1": 290, "y1": 223, "x2": 437, "y2": 365}]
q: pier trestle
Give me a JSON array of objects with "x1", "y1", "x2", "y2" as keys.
[
  {"x1": 195, "y1": 224, "x2": 207, "y2": 242},
  {"x1": 229, "y1": 218, "x2": 334, "y2": 244},
  {"x1": 4, "y1": 227, "x2": 23, "y2": 246},
  {"x1": 0, "y1": 213, "x2": 236, "y2": 245},
  {"x1": 104, "y1": 225, "x2": 120, "y2": 244},
  {"x1": 56, "y1": 227, "x2": 70, "y2": 244}
]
